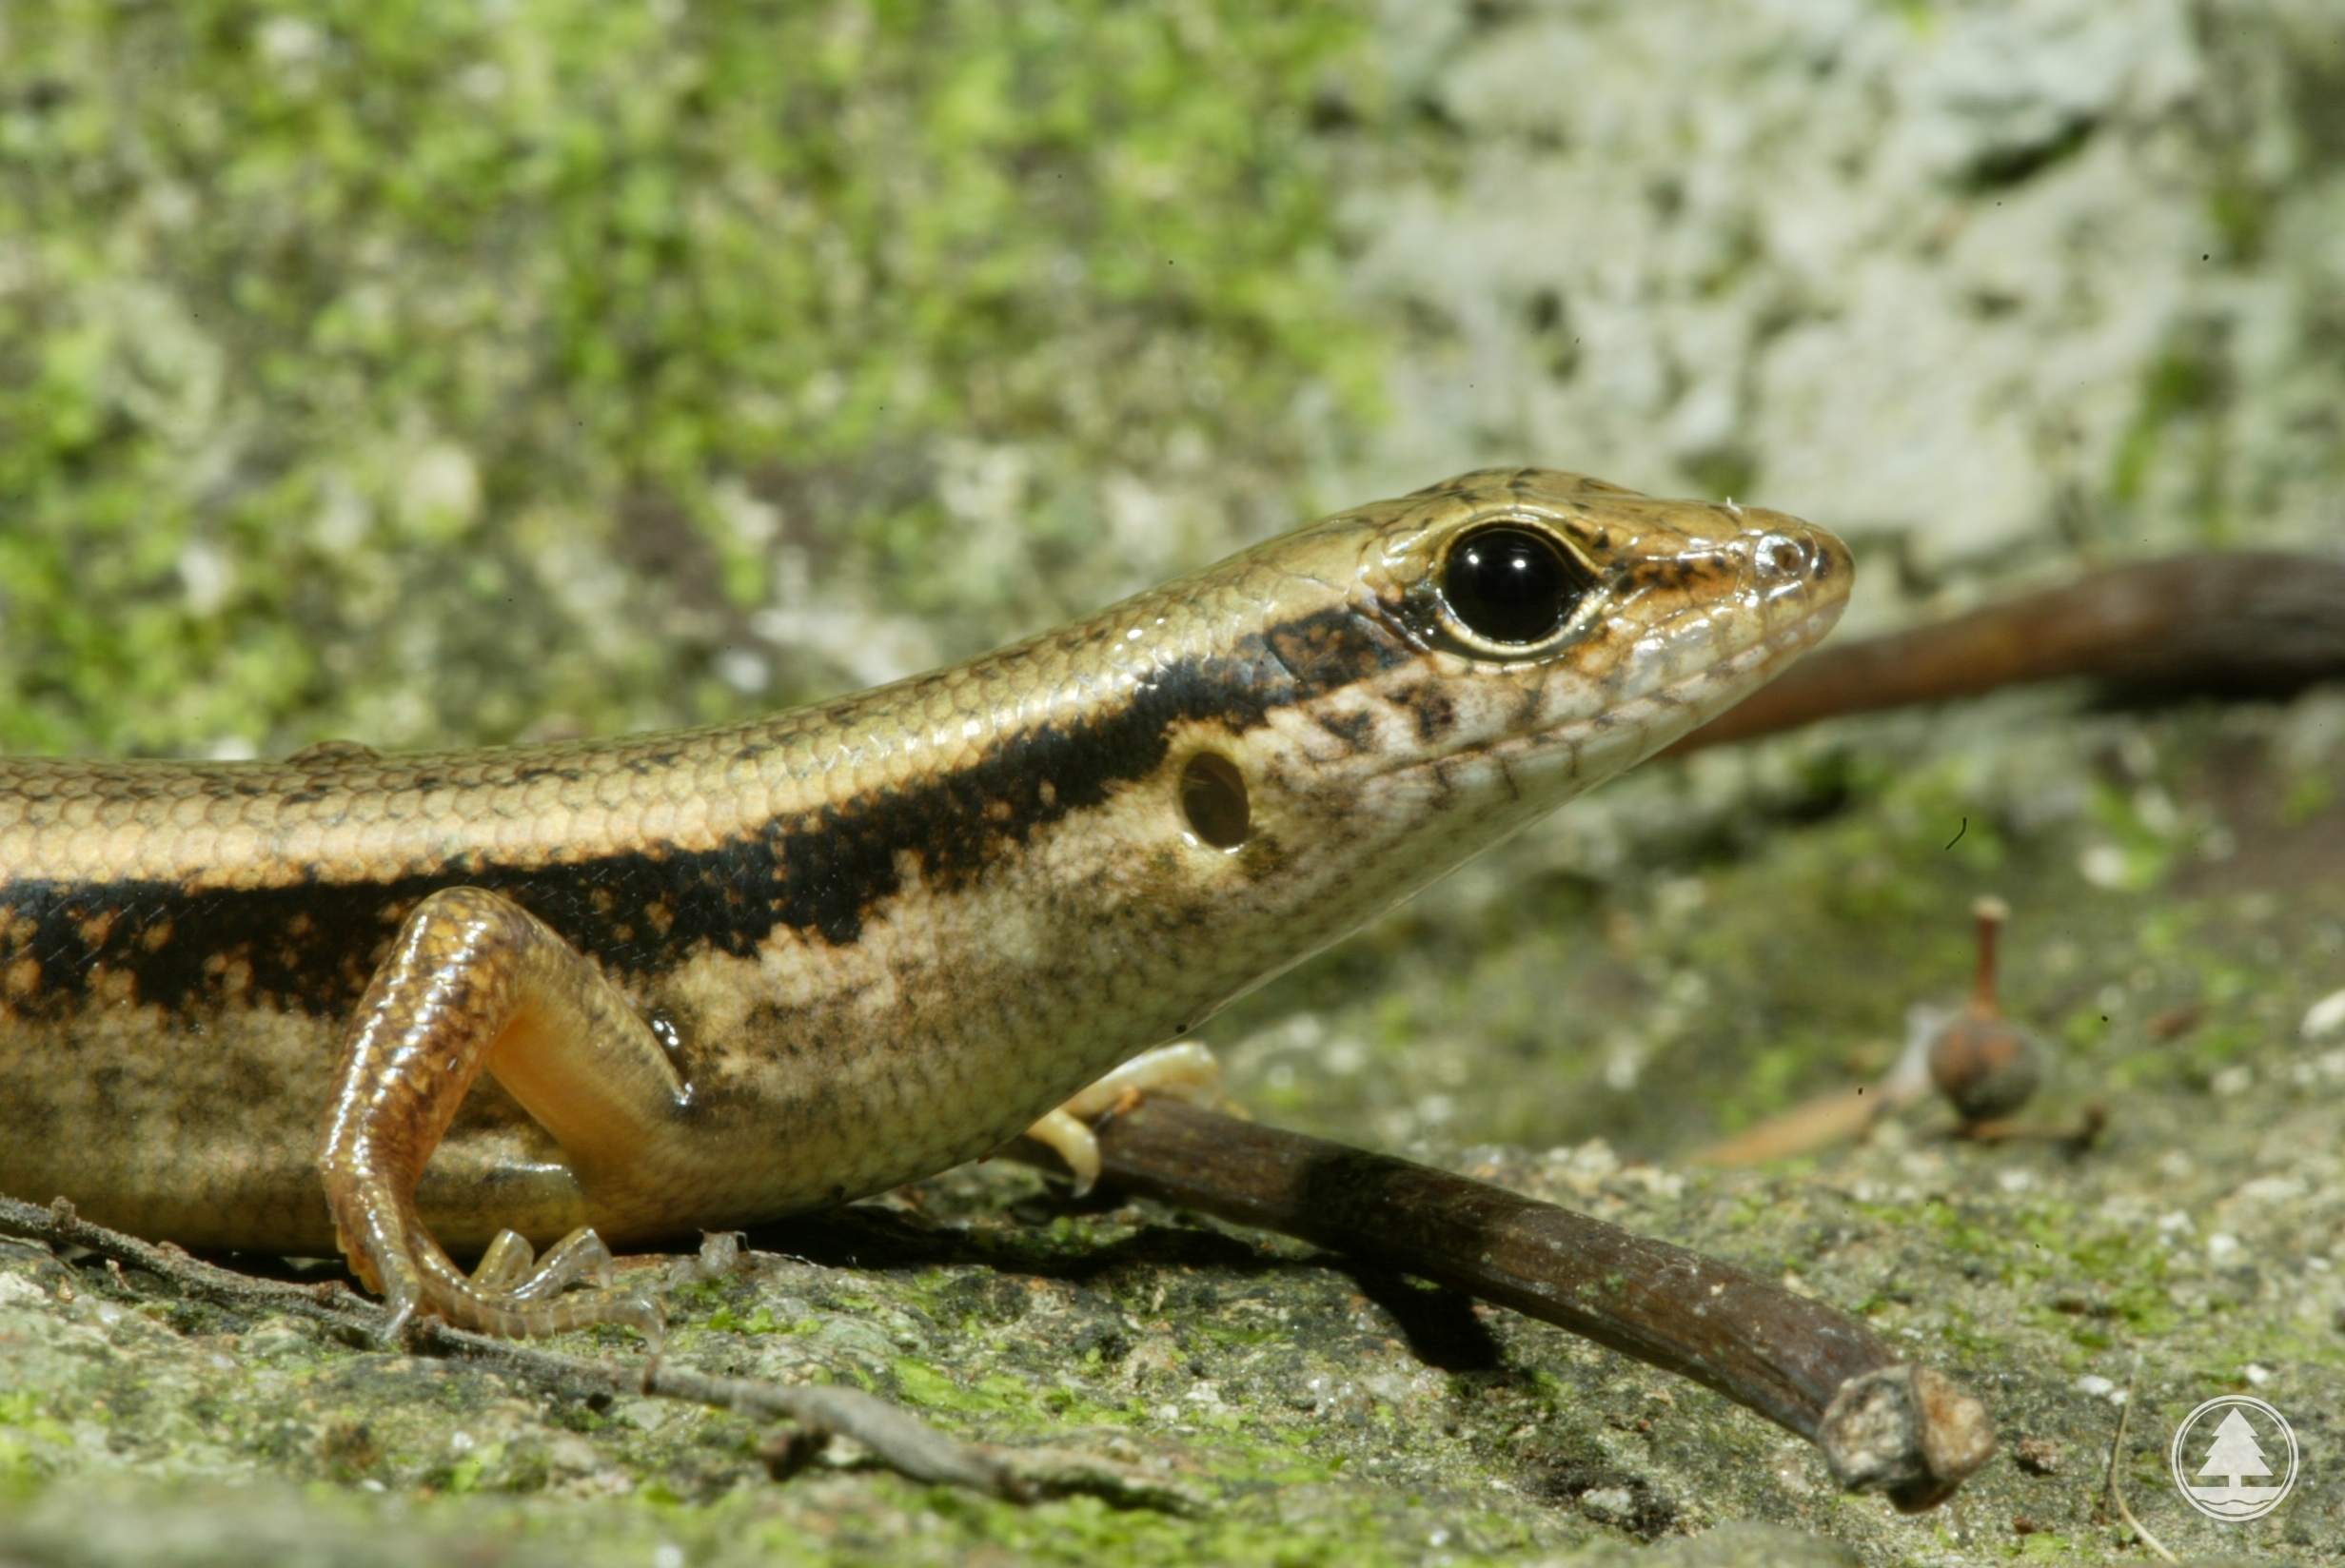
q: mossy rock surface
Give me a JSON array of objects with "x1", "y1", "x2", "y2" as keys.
[{"x1": 6, "y1": 703, "x2": 2341, "y2": 1563}]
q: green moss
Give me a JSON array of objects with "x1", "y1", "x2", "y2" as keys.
[
  {"x1": 2105, "y1": 323, "x2": 2241, "y2": 543},
  {"x1": 2281, "y1": 771, "x2": 2335, "y2": 826},
  {"x1": 2205, "y1": 184, "x2": 2270, "y2": 264},
  {"x1": 0, "y1": 0, "x2": 1381, "y2": 757},
  {"x1": 699, "y1": 1303, "x2": 786, "y2": 1336}
]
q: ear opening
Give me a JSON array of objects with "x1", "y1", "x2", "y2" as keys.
[{"x1": 1180, "y1": 752, "x2": 1250, "y2": 850}]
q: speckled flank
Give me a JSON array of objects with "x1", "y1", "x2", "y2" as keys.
[{"x1": 0, "y1": 470, "x2": 1849, "y2": 1321}]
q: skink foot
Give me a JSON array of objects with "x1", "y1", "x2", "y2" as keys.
[{"x1": 1022, "y1": 1042, "x2": 1239, "y2": 1197}]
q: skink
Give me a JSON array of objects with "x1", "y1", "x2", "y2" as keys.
[{"x1": 0, "y1": 469, "x2": 1848, "y2": 1340}]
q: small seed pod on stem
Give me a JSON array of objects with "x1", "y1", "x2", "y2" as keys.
[{"x1": 1927, "y1": 896, "x2": 2041, "y2": 1126}]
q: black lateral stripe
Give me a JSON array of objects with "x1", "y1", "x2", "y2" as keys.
[{"x1": 0, "y1": 605, "x2": 1411, "y2": 1018}]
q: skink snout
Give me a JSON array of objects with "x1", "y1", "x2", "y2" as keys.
[{"x1": 1737, "y1": 515, "x2": 1851, "y2": 614}]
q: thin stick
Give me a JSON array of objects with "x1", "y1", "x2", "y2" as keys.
[
  {"x1": 1668, "y1": 551, "x2": 2345, "y2": 754},
  {"x1": 1969, "y1": 896, "x2": 2007, "y2": 1012},
  {"x1": 0, "y1": 1193, "x2": 1184, "y2": 1505},
  {"x1": 1079, "y1": 1098, "x2": 1994, "y2": 1511},
  {"x1": 409, "y1": 1319, "x2": 1016, "y2": 1497},
  {"x1": 2104, "y1": 1351, "x2": 2180, "y2": 1564},
  {"x1": 0, "y1": 1194, "x2": 383, "y2": 1341}
]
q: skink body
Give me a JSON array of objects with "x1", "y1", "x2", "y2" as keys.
[{"x1": 0, "y1": 469, "x2": 1848, "y2": 1336}]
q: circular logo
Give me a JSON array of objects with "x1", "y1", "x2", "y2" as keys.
[{"x1": 2170, "y1": 1396, "x2": 2298, "y2": 1522}]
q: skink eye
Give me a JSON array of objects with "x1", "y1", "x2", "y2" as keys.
[{"x1": 1442, "y1": 525, "x2": 1589, "y2": 645}]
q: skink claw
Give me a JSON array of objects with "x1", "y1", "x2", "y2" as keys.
[{"x1": 1023, "y1": 1042, "x2": 1238, "y2": 1196}]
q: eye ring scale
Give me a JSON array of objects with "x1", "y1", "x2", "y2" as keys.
[{"x1": 1439, "y1": 523, "x2": 1593, "y2": 647}]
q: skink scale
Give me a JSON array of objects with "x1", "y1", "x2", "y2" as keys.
[{"x1": 0, "y1": 469, "x2": 1849, "y2": 1340}]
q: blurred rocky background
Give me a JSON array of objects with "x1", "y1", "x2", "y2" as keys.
[{"x1": 8, "y1": 1, "x2": 2338, "y2": 758}]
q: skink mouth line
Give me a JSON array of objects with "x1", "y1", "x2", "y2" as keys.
[{"x1": 1384, "y1": 584, "x2": 1842, "y2": 779}]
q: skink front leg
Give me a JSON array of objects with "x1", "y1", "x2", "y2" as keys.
[{"x1": 319, "y1": 886, "x2": 690, "y2": 1344}]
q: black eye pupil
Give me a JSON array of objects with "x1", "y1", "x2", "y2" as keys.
[{"x1": 1443, "y1": 526, "x2": 1582, "y2": 644}]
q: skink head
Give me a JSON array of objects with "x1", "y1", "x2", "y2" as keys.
[
  {"x1": 1290, "y1": 465, "x2": 1850, "y2": 793},
  {"x1": 1128, "y1": 467, "x2": 1850, "y2": 948}
]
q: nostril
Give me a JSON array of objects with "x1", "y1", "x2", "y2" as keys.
[{"x1": 1767, "y1": 539, "x2": 1806, "y2": 577}]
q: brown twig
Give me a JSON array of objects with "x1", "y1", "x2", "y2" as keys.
[
  {"x1": 1693, "y1": 1001, "x2": 1941, "y2": 1166},
  {"x1": 1669, "y1": 551, "x2": 2345, "y2": 754},
  {"x1": 1692, "y1": 1078, "x2": 1921, "y2": 1166},
  {"x1": 1078, "y1": 1098, "x2": 1994, "y2": 1511}
]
